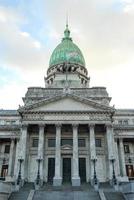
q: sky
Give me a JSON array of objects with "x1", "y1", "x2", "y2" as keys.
[{"x1": 0, "y1": 0, "x2": 134, "y2": 109}]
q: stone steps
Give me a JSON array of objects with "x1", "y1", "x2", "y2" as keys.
[
  {"x1": 104, "y1": 192, "x2": 125, "y2": 200},
  {"x1": 33, "y1": 191, "x2": 100, "y2": 200},
  {"x1": 8, "y1": 183, "x2": 34, "y2": 200}
]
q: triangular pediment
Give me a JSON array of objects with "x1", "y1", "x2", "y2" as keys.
[{"x1": 19, "y1": 93, "x2": 114, "y2": 113}]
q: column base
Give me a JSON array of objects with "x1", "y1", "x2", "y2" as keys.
[
  {"x1": 53, "y1": 177, "x2": 62, "y2": 186},
  {"x1": 72, "y1": 177, "x2": 80, "y2": 186}
]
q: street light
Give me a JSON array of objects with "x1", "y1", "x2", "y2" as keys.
[
  {"x1": 17, "y1": 157, "x2": 23, "y2": 185},
  {"x1": 36, "y1": 157, "x2": 42, "y2": 185},
  {"x1": 111, "y1": 158, "x2": 117, "y2": 185}
]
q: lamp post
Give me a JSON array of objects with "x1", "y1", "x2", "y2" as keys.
[
  {"x1": 92, "y1": 158, "x2": 98, "y2": 185},
  {"x1": 17, "y1": 157, "x2": 23, "y2": 185},
  {"x1": 111, "y1": 158, "x2": 117, "y2": 185},
  {"x1": 36, "y1": 157, "x2": 42, "y2": 185}
]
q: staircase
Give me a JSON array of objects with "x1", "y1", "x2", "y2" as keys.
[
  {"x1": 33, "y1": 184, "x2": 100, "y2": 200},
  {"x1": 8, "y1": 183, "x2": 34, "y2": 200},
  {"x1": 104, "y1": 192, "x2": 125, "y2": 200},
  {"x1": 8, "y1": 182, "x2": 127, "y2": 200},
  {"x1": 100, "y1": 182, "x2": 125, "y2": 200}
]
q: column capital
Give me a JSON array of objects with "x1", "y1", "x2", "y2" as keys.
[
  {"x1": 10, "y1": 138, "x2": 15, "y2": 143},
  {"x1": 105, "y1": 123, "x2": 113, "y2": 129},
  {"x1": 21, "y1": 124, "x2": 28, "y2": 130},
  {"x1": 72, "y1": 124, "x2": 79, "y2": 129},
  {"x1": 88, "y1": 123, "x2": 95, "y2": 129},
  {"x1": 55, "y1": 123, "x2": 62, "y2": 128},
  {"x1": 38, "y1": 123, "x2": 45, "y2": 128},
  {"x1": 119, "y1": 138, "x2": 123, "y2": 143}
]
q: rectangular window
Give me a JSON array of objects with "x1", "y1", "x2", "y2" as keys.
[
  {"x1": 78, "y1": 139, "x2": 86, "y2": 147},
  {"x1": 32, "y1": 138, "x2": 38, "y2": 147},
  {"x1": 61, "y1": 139, "x2": 73, "y2": 146},
  {"x1": 124, "y1": 120, "x2": 128, "y2": 125},
  {"x1": 4, "y1": 145, "x2": 10, "y2": 153},
  {"x1": 124, "y1": 144, "x2": 130, "y2": 153},
  {"x1": 48, "y1": 139, "x2": 55, "y2": 147},
  {"x1": 95, "y1": 138, "x2": 102, "y2": 147}
]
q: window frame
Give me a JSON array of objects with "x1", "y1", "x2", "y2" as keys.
[
  {"x1": 95, "y1": 138, "x2": 102, "y2": 148},
  {"x1": 32, "y1": 138, "x2": 39, "y2": 148},
  {"x1": 4, "y1": 145, "x2": 10, "y2": 154}
]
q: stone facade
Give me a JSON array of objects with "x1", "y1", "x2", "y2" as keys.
[{"x1": 0, "y1": 25, "x2": 134, "y2": 188}]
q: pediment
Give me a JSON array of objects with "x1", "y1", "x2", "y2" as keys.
[{"x1": 19, "y1": 94, "x2": 114, "y2": 113}]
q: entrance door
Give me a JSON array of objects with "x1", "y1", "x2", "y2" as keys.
[
  {"x1": 63, "y1": 158, "x2": 71, "y2": 183},
  {"x1": 1, "y1": 165, "x2": 8, "y2": 180},
  {"x1": 126, "y1": 165, "x2": 134, "y2": 179},
  {"x1": 48, "y1": 158, "x2": 55, "y2": 183},
  {"x1": 79, "y1": 158, "x2": 86, "y2": 183}
]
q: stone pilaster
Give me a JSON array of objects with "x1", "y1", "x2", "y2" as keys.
[
  {"x1": 8, "y1": 139, "x2": 15, "y2": 177},
  {"x1": 53, "y1": 124, "x2": 62, "y2": 186},
  {"x1": 106, "y1": 124, "x2": 114, "y2": 180},
  {"x1": 72, "y1": 124, "x2": 80, "y2": 186},
  {"x1": 38, "y1": 124, "x2": 45, "y2": 181},
  {"x1": 119, "y1": 138, "x2": 127, "y2": 177},
  {"x1": 89, "y1": 124, "x2": 96, "y2": 179}
]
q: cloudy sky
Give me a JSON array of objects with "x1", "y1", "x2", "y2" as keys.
[{"x1": 0, "y1": 0, "x2": 134, "y2": 109}]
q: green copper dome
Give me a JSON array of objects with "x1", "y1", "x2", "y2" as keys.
[{"x1": 49, "y1": 25, "x2": 85, "y2": 68}]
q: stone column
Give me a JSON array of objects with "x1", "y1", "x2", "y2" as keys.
[
  {"x1": 114, "y1": 139, "x2": 120, "y2": 176},
  {"x1": 53, "y1": 124, "x2": 62, "y2": 186},
  {"x1": 14, "y1": 139, "x2": 20, "y2": 179},
  {"x1": 106, "y1": 124, "x2": 114, "y2": 180},
  {"x1": 8, "y1": 139, "x2": 15, "y2": 177},
  {"x1": 72, "y1": 124, "x2": 80, "y2": 186},
  {"x1": 89, "y1": 124, "x2": 96, "y2": 179},
  {"x1": 119, "y1": 138, "x2": 127, "y2": 177},
  {"x1": 20, "y1": 124, "x2": 28, "y2": 180},
  {"x1": 37, "y1": 124, "x2": 45, "y2": 182}
]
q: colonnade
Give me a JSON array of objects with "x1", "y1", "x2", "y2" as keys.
[{"x1": 6, "y1": 123, "x2": 128, "y2": 185}]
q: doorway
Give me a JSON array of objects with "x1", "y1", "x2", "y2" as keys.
[
  {"x1": 63, "y1": 158, "x2": 71, "y2": 183},
  {"x1": 79, "y1": 158, "x2": 86, "y2": 183},
  {"x1": 48, "y1": 158, "x2": 55, "y2": 183},
  {"x1": 126, "y1": 165, "x2": 134, "y2": 179},
  {"x1": 1, "y1": 165, "x2": 8, "y2": 180}
]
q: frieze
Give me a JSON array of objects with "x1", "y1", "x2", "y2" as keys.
[{"x1": 22, "y1": 112, "x2": 111, "y2": 122}]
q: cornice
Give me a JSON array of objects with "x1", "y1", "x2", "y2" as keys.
[
  {"x1": 19, "y1": 93, "x2": 115, "y2": 113},
  {"x1": 0, "y1": 125, "x2": 21, "y2": 131},
  {"x1": 113, "y1": 124, "x2": 134, "y2": 130}
]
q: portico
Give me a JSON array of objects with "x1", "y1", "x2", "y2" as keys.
[{"x1": 17, "y1": 113, "x2": 115, "y2": 186}]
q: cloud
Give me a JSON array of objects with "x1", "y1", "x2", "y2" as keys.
[
  {"x1": 0, "y1": 0, "x2": 134, "y2": 109},
  {"x1": 0, "y1": 6, "x2": 48, "y2": 72}
]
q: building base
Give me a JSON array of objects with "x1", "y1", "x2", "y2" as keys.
[
  {"x1": 53, "y1": 177, "x2": 62, "y2": 186},
  {"x1": 72, "y1": 177, "x2": 81, "y2": 186}
]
